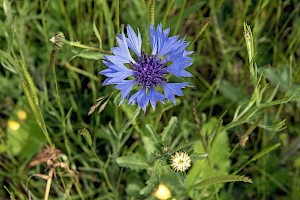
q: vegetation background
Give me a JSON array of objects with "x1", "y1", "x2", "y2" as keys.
[{"x1": 0, "y1": 0, "x2": 300, "y2": 199}]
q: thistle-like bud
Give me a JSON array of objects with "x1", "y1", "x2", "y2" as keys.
[
  {"x1": 50, "y1": 32, "x2": 65, "y2": 49},
  {"x1": 170, "y1": 151, "x2": 191, "y2": 173},
  {"x1": 162, "y1": 146, "x2": 169, "y2": 154}
]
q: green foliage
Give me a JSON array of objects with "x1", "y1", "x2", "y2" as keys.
[
  {"x1": 161, "y1": 116, "x2": 178, "y2": 145},
  {"x1": 6, "y1": 99, "x2": 45, "y2": 158},
  {"x1": 116, "y1": 154, "x2": 150, "y2": 171},
  {"x1": 186, "y1": 117, "x2": 231, "y2": 197},
  {"x1": 139, "y1": 169, "x2": 159, "y2": 195},
  {"x1": 194, "y1": 175, "x2": 252, "y2": 189},
  {"x1": 1, "y1": 0, "x2": 300, "y2": 199},
  {"x1": 78, "y1": 128, "x2": 92, "y2": 146}
]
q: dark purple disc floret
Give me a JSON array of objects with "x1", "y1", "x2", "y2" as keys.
[{"x1": 132, "y1": 52, "x2": 167, "y2": 87}]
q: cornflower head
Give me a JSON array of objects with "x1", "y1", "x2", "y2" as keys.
[{"x1": 100, "y1": 24, "x2": 193, "y2": 111}]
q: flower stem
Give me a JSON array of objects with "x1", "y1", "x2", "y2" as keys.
[
  {"x1": 44, "y1": 168, "x2": 54, "y2": 200},
  {"x1": 119, "y1": 107, "x2": 141, "y2": 136},
  {"x1": 60, "y1": 38, "x2": 112, "y2": 54}
]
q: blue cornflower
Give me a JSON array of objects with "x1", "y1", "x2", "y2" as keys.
[{"x1": 100, "y1": 24, "x2": 193, "y2": 111}]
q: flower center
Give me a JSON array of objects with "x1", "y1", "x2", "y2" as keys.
[{"x1": 131, "y1": 52, "x2": 167, "y2": 87}]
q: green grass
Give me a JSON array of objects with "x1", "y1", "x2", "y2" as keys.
[{"x1": 1, "y1": 0, "x2": 300, "y2": 199}]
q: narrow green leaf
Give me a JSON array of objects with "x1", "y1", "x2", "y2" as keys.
[
  {"x1": 0, "y1": 50, "x2": 17, "y2": 73},
  {"x1": 190, "y1": 153, "x2": 208, "y2": 161},
  {"x1": 93, "y1": 22, "x2": 102, "y2": 49},
  {"x1": 195, "y1": 17, "x2": 211, "y2": 38},
  {"x1": 266, "y1": 83, "x2": 280, "y2": 103},
  {"x1": 119, "y1": 107, "x2": 141, "y2": 136},
  {"x1": 194, "y1": 175, "x2": 252, "y2": 189},
  {"x1": 234, "y1": 143, "x2": 281, "y2": 174},
  {"x1": 146, "y1": 124, "x2": 162, "y2": 145},
  {"x1": 116, "y1": 154, "x2": 149, "y2": 171},
  {"x1": 210, "y1": 118, "x2": 223, "y2": 148},
  {"x1": 74, "y1": 51, "x2": 103, "y2": 60},
  {"x1": 250, "y1": 143, "x2": 281, "y2": 162},
  {"x1": 191, "y1": 17, "x2": 211, "y2": 45},
  {"x1": 139, "y1": 170, "x2": 159, "y2": 195},
  {"x1": 100, "y1": 0, "x2": 115, "y2": 47},
  {"x1": 161, "y1": 116, "x2": 177, "y2": 144},
  {"x1": 258, "y1": 119, "x2": 286, "y2": 132}
]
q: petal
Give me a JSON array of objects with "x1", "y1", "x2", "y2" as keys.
[
  {"x1": 163, "y1": 27, "x2": 170, "y2": 37},
  {"x1": 111, "y1": 33, "x2": 135, "y2": 63},
  {"x1": 128, "y1": 87, "x2": 149, "y2": 112},
  {"x1": 126, "y1": 25, "x2": 142, "y2": 57},
  {"x1": 157, "y1": 35, "x2": 179, "y2": 58},
  {"x1": 161, "y1": 82, "x2": 189, "y2": 104},
  {"x1": 150, "y1": 24, "x2": 158, "y2": 55},
  {"x1": 101, "y1": 70, "x2": 133, "y2": 79},
  {"x1": 184, "y1": 50, "x2": 193, "y2": 56},
  {"x1": 105, "y1": 72, "x2": 133, "y2": 85},
  {"x1": 103, "y1": 56, "x2": 133, "y2": 71},
  {"x1": 115, "y1": 80, "x2": 136, "y2": 105},
  {"x1": 150, "y1": 23, "x2": 168, "y2": 56},
  {"x1": 149, "y1": 24, "x2": 187, "y2": 60},
  {"x1": 128, "y1": 90, "x2": 139, "y2": 105},
  {"x1": 166, "y1": 56, "x2": 193, "y2": 77},
  {"x1": 162, "y1": 39, "x2": 189, "y2": 63},
  {"x1": 100, "y1": 68, "x2": 115, "y2": 75},
  {"x1": 102, "y1": 77, "x2": 112, "y2": 86},
  {"x1": 100, "y1": 63, "x2": 133, "y2": 77},
  {"x1": 148, "y1": 86, "x2": 165, "y2": 109}
]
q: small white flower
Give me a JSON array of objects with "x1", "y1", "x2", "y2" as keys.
[{"x1": 170, "y1": 151, "x2": 191, "y2": 172}]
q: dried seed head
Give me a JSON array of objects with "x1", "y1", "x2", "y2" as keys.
[{"x1": 50, "y1": 32, "x2": 65, "y2": 49}]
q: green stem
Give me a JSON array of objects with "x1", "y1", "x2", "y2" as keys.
[
  {"x1": 51, "y1": 50, "x2": 71, "y2": 157},
  {"x1": 173, "y1": 0, "x2": 186, "y2": 35},
  {"x1": 115, "y1": 0, "x2": 120, "y2": 33},
  {"x1": 90, "y1": 144, "x2": 116, "y2": 197},
  {"x1": 119, "y1": 107, "x2": 141, "y2": 136},
  {"x1": 60, "y1": 38, "x2": 111, "y2": 54},
  {"x1": 162, "y1": 0, "x2": 175, "y2": 26}
]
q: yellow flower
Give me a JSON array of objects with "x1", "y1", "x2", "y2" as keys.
[
  {"x1": 153, "y1": 183, "x2": 171, "y2": 200},
  {"x1": 17, "y1": 110, "x2": 27, "y2": 121},
  {"x1": 170, "y1": 151, "x2": 191, "y2": 173},
  {"x1": 8, "y1": 120, "x2": 20, "y2": 131}
]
